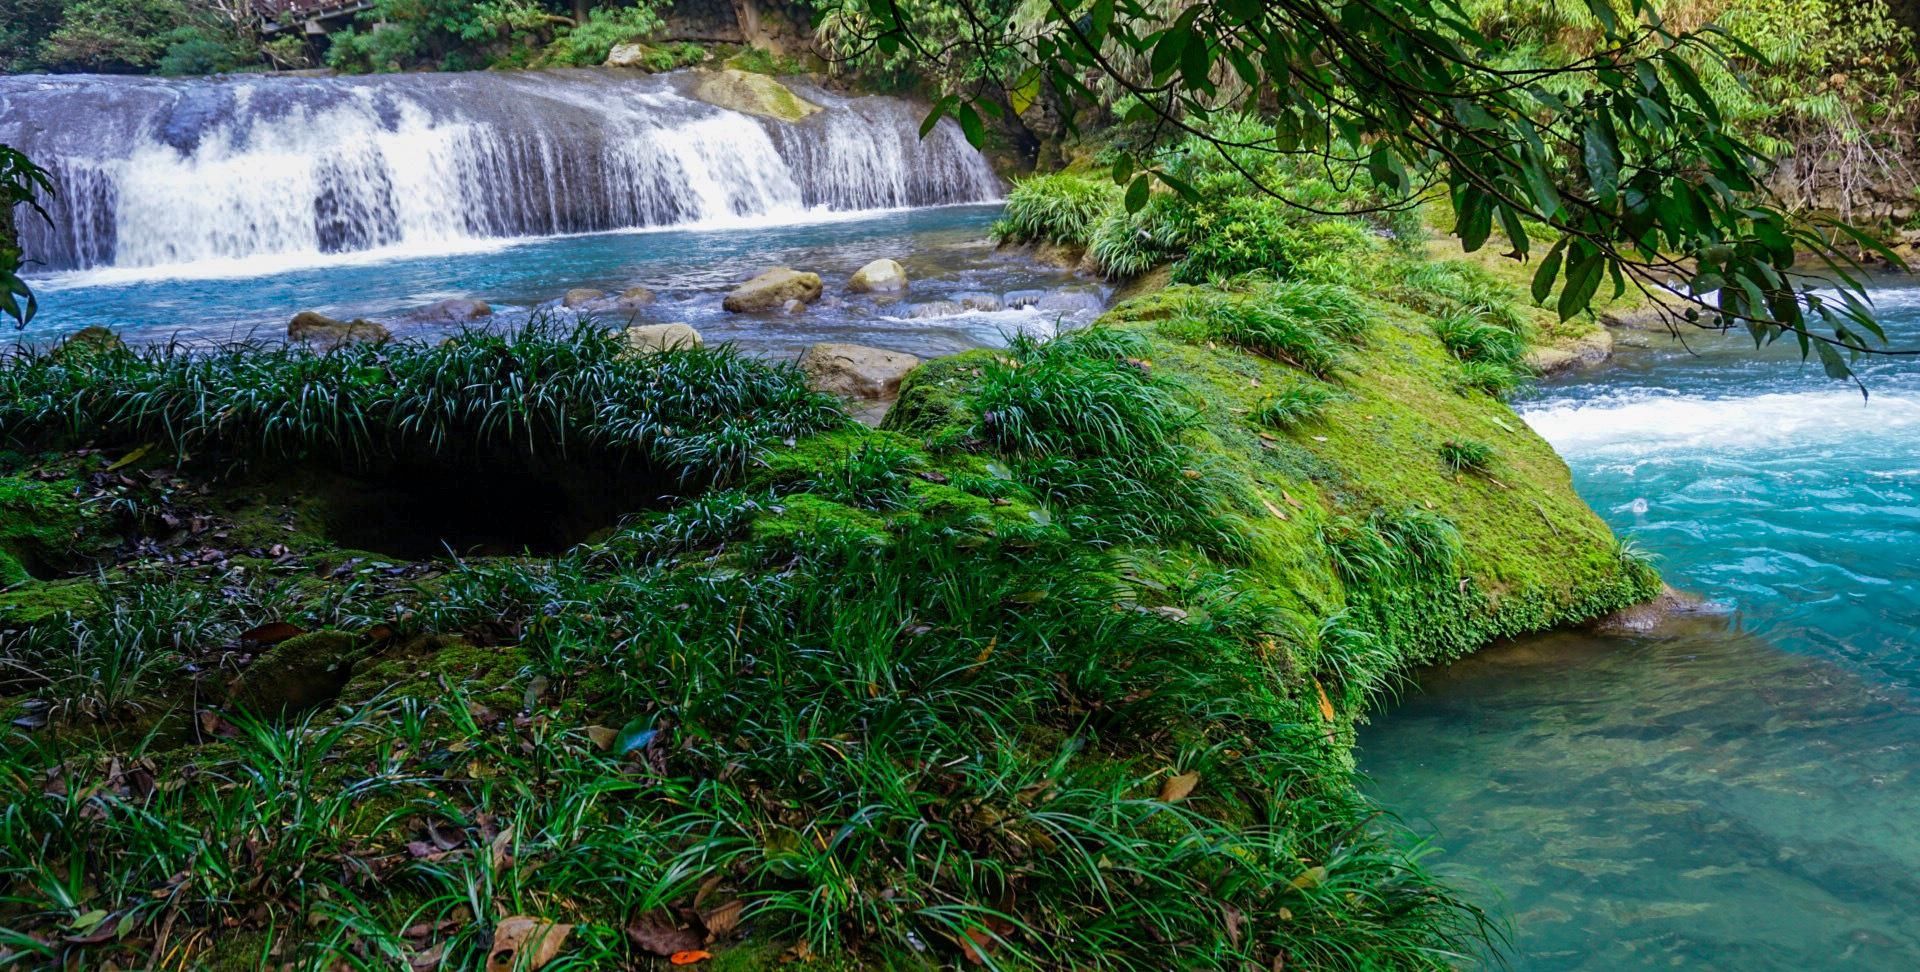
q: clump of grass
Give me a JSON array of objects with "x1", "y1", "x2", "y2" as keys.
[
  {"x1": 1439, "y1": 438, "x2": 1497, "y2": 475},
  {"x1": 990, "y1": 173, "x2": 1121, "y2": 248},
  {"x1": 0, "y1": 320, "x2": 847, "y2": 489},
  {"x1": 1203, "y1": 285, "x2": 1363, "y2": 377},
  {"x1": 1255, "y1": 381, "x2": 1341, "y2": 430},
  {"x1": 1454, "y1": 358, "x2": 1532, "y2": 397},
  {"x1": 1431, "y1": 307, "x2": 1528, "y2": 365},
  {"x1": 1399, "y1": 261, "x2": 1529, "y2": 332}
]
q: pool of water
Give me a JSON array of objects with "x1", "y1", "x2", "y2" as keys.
[
  {"x1": 14, "y1": 203, "x2": 1101, "y2": 360},
  {"x1": 1360, "y1": 289, "x2": 1920, "y2": 968}
]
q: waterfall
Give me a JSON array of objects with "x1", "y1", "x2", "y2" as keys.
[{"x1": 0, "y1": 69, "x2": 1002, "y2": 274}]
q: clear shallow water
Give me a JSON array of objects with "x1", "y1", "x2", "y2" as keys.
[
  {"x1": 1361, "y1": 288, "x2": 1920, "y2": 968},
  {"x1": 13, "y1": 204, "x2": 1104, "y2": 360}
]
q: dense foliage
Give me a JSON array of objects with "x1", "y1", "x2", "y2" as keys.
[{"x1": 0, "y1": 146, "x2": 51, "y2": 330}]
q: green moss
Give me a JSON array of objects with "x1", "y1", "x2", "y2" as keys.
[
  {"x1": 0, "y1": 473, "x2": 98, "y2": 578},
  {"x1": 0, "y1": 578, "x2": 102, "y2": 626},
  {"x1": 227, "y1": 631, "x2": 367, "y2": 716}
]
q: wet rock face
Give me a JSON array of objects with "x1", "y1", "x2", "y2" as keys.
[
  {"x1": 562, "y1": 288, "x2": 607, "y2": 308},
  {"x1": 616, "y1": 286, "x2": 656, "y2": 309},
  {"x1": 723, "y1": 268, "x2": 823, "y2": 313},
  {"x1": 689, "y1": 68, "x2": 822, "y2": 123},
  {"x1": 289, "y1": 311, "x2": 390, "y2": 351},
  {"x1": 847, "y1": 258, "x2": 908, "y2": 294}
]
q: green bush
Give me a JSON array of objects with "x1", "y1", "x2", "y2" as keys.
[
  {"x1": 1439, "y1": 438, "x2": 1496, "y2": 475},
  {"x1": 991, "y1": 173, "x2": 1121, "y2": 248}
]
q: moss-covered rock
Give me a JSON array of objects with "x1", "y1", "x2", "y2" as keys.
[
  {"x1": 690, "y1": 68, "x2": 821, "y2": 123},
  {"x1": 228, "y1": 631, "x2": 368, "y2": 717}
]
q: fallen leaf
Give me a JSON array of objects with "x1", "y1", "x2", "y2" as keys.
[
  {"x1": 1282, "y1": 490, "x2": 1303, "y2": 509},
  {"x1": 585, "y1": 725, "x2": 617, "y2": 751},
  {"x1": 489, "y1": 827, "x2": 515, "y2": 870},
  {"x1": 627, "y1": 918, "x2": 704, "y2": 957},
  {"x1": 486, "y1": 917, "x2": 572, "y2": 972},
  {"x1": 613, "y1": 718, "x2": 657, "y2": 756},
  {"x1": 1159, "y1": 771, "x2": 1200, "y2": 803},
  {"x1": 669, "y1": 951, "x2": 714, "y2": 966},
  {"x1": 407, "y1": 941, "x2": 447, "y2": 971},
  {"x1": 239, "y1": 622, "x2": 304, "y2": 647},
  {"x1": 699, "y1": 899, "x2": 744, "y2": 940},
  {"x1": 1223, "y1": 903, "x2": 1245, "y2": 947},
  {"x1": 1260, "y1": 497, "x2": 1290, "y2": 521},
  {"x1": 1289, "y1": 866, "x2": 1328, "y2": 890},
  {"x1": 106, "y1": 443, "x2": 153, "y2": 472}
]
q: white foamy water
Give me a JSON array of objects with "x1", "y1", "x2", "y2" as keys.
[{"x1": 1521, "y1": 388, "x2": 1920, "y2": 455}]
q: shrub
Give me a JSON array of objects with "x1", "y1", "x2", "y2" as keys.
[
  {"x1": 1431, "y1": 307, "x2": 1528, "y2": 366},
  {"x1": 992, "y1": 174, "x2": 1120, "y2": 248}
]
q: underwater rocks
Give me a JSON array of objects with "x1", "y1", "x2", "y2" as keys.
[
  {"x1": 724, "y1": 268, "x2": 823, "y2": 312},
  {"x1": 409, "y1": 298, "x2": 493, "y2": 323},
  {"x1": 617, "y1": 286, "x2": 657, "y2": 309},
  {"x1": 288, "y1": 311, "x2": 390, "y2": 351},
  {"x1": 847, "y1": 258, "x2": 908, "y2": 294}
]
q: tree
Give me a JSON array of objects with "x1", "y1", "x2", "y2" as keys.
[{"x1": 868, "y1": 0, "x2": 1905, "y2": 385}]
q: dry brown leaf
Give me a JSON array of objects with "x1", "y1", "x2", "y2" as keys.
[
  {"x1": 1282, "y1": 490, "x2": 1304, "y2": 509},
  {"x1": 627, "y1": 918, "x2": 704, "y2": 957},
  {"x1": 1223, "y1": 903, "x2": 1245, "y2": 948},
  {"x1": 485, "y1": 917, "x2": 572, "y2": 972},
  {"x1": 585, "y1": 726, "x2": 617, "y2": 751},
  {"x1": 489, "y1": 827, "x2": 515, "y2": 871},
  {"x1": 1260, "y1": 497, "x2": 1290, "y2": 521},
  {"x1": 1159, "y1": 771, "x2": 1200, "y2": 803},
  {"x1": 699, "y1": 900, "x2": 744, "y2": 940}
]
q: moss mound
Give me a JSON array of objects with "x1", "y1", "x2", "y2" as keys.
[{"x1": 0, "y1": 280, "x2": 1652, "y2": 968}]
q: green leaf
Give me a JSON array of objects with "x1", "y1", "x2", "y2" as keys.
[
  {"x1": 1558, "y1": 249, "x2": 1604, "y2": 320},
  {"x1": 1582, "y1": 119, "x2": 1619, "y2": 204},
  {"x1": 919, "y1": 96, "x2": 955, "y2": 139},
  {"x1": 1532, "y1": 243, "x2": 1564, "y2": 304},
  {"x1": 1814, "y1": 340, "x2": 1852, "y2": 381},
  {"x1": 1125, "y1": 174, "x2": 1150, "y2": 213},
  {"x1": 957, "y1": 102, "x2": 986, "y2": 148}
]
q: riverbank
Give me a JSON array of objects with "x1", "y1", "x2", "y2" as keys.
[{"x1": 0, "y1": 223, "x2": 1660, "y2": 966}]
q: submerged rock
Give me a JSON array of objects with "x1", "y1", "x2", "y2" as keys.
[
  {"x1": 908, "y1": 300, "x2": 966, "y2": 319},
  {"x1": 622, "y1": 323, "x2": 702, "y2": 354},
  {"x1": 1586, "y1": 585, "x2": 1716, "y2": 636},
  {"x1": 954, "y1": 292, "x2": 1002, "y2": 312},
  {"x1": 1527, "y1": 326, "x2": 1613, "y2": 375},
  {"x1": 799, "y1": 343, "x2": 921, "y2": 401},
  {"x1": 782, "y1": 298, "x2": 807, "y2": 315},
  {"x1": 724, "y1": 268, "x2": 823, "y2": 313},
  {"x1": 410, "y1": 298, "x2": 492, "y2": 323},
  {"x1": 616, "y1": 286, "x2": 657, "y2": 309},
  {"x1": 848, "y1": 258, "x2": 908, "y2": 294},
  {"x1": 690, "y1": 68, "x2": 822, "y2": 123},
  {"x1": 229, "y1": 631, "x2": 366, "y2": 717},
  {"x1": 562, "y1": 288, "x2": 607, "y2": 308},
  {"x1": 1003, "y1": 290, "x2": 1047, "y2": 309},
  {"x1": 1036, "y1": 291, "x2": 1105, "y2": 315},
  {"x1": 289, "y1": 311, "x2": 390, "y2": 351}
]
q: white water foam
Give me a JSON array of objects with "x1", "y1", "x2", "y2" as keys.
[{"x1": 1521, "y1": 387, "x2": 1920, "y2": 455}]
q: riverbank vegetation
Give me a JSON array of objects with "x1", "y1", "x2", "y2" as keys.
[{"x1": 0, "y1": 208, "x2": 1658, "y2": 966}]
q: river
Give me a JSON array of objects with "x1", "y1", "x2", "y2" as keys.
[{"x1": 1360, "y1": 293, "x2": 1920, "y2": 968}]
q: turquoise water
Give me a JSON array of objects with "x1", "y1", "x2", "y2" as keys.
[
  {"x1": 1361, "y1": 293, "x2": 1920, "y2": 967},
  {"x1": 14, "y1": 204, "x2": 1100, "y2": 359}
]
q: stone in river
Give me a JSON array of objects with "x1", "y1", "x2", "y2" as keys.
[
  {"x1": 289, "y1": 311, "x2": 390, "y2": 351},
  {"x1": 562, "y1": 288, "x2": 606, "y2": 308},
  {"x1": 410, "y1": 298, "x2": 492, "y2": 322},
  {"x1": 723, "y1": 268, "x2": 823, "y2": 313},
  {"x1": 616, "y1": 286, "x2": 657, "y2": 309},
  {"x1": 622, "y1": 323, "x2": 702, "y2": 354},
  {"x1": 848, "y1": 258, "x2": 908, "y2": 294}
]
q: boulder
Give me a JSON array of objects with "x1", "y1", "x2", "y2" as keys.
[
  {"x1": 622, "y1": 323, "x2": 703, "y2": 354},
  {"x1": 604, "y1": 43, "x2": 649, "y2": 69},
  {"x1": 1003, "y1": 290, "x2": 1047, "y2": 310},
  {"x1": 288, "y1": 311, "x2": 390, "y2": 351},
  {"x1": 562, "y1": 288, "x2": 607, "y2": 308},
  {"x1": 1036, "y1": 291, "x2": 1105, "y2": 315},
  {"x1": 799, "y1": 343, "x2": 922, "y2": 401},
  {"x1": 410, "y1": 298, "x2": 492, "y2": 323},
  {"x1": 782, "y1": 298, "x2": 806, "y2": 315},
  {"x1": 616, "y1": 286, "x2": 657, "y2": 309},
  {"x1": 723, "y1": 268, "x2": 823, "y2": 313},
  {"x1": 847, "y1": 258, "x2": 908, "y2": 294},
  {"x1": 690, "y1": 68, "x2": 821, "y2": 123},
  {"x1": 228, "y1": 631, "x2": 365, "y2": 717}
]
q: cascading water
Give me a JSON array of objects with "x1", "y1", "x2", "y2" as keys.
[{"x1": 0, "y1": 68, "x2": 1002, "y2": 274}]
